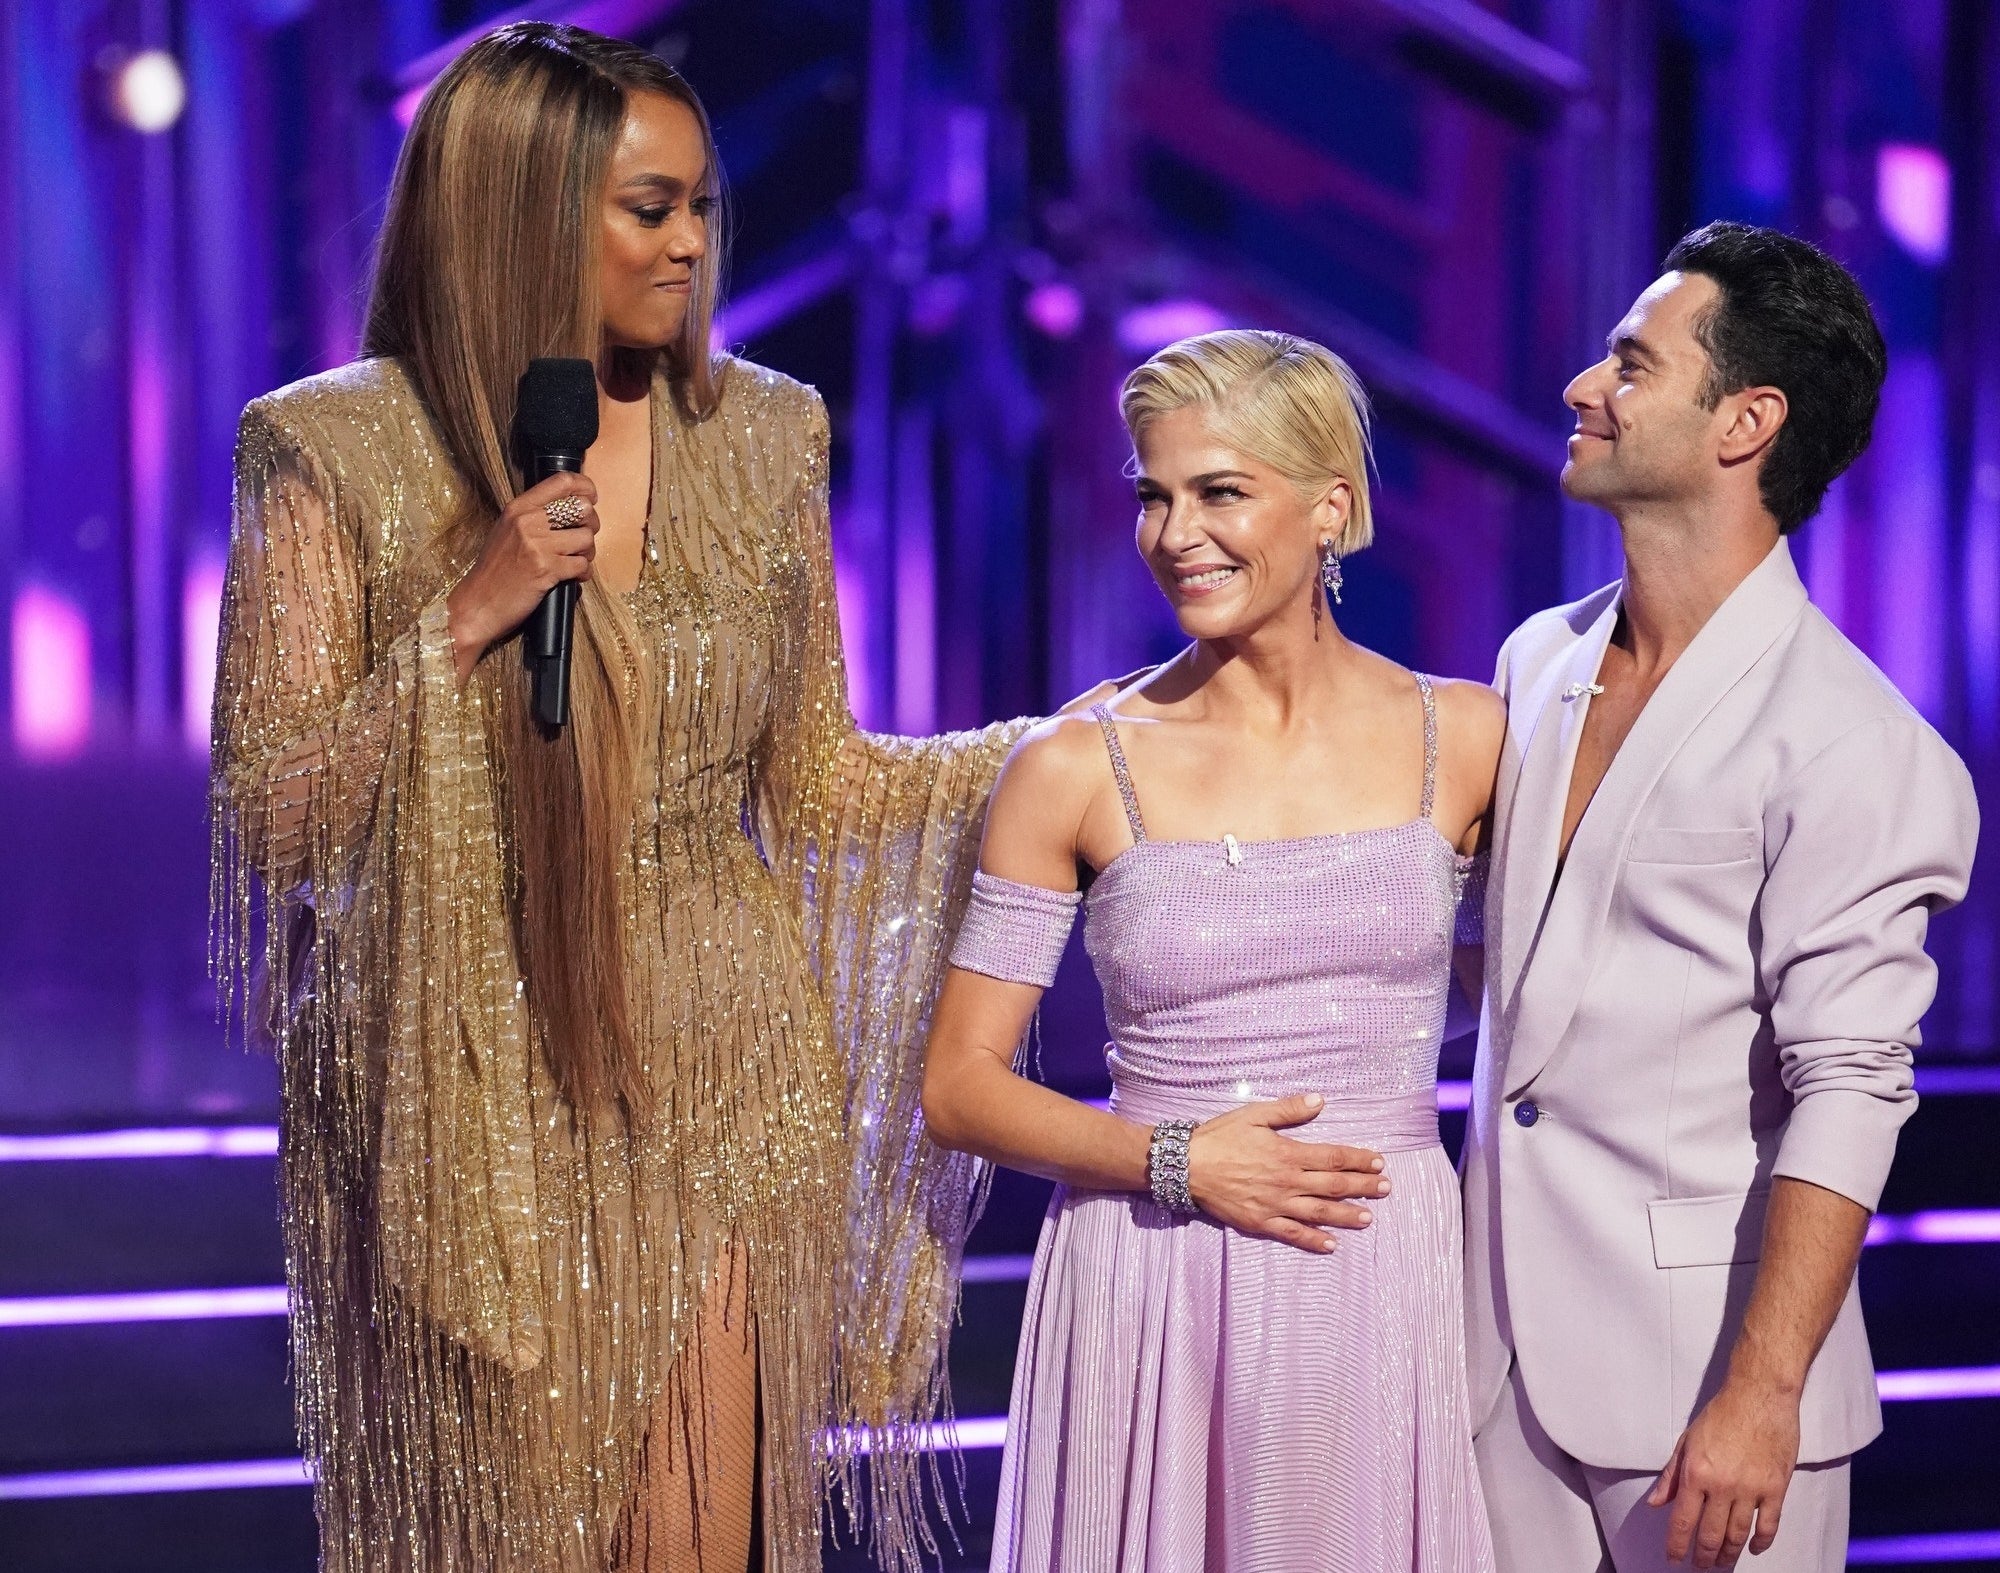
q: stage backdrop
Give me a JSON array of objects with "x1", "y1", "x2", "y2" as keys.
[{"x1": 5, "y1": 0, "x2": 1994, "y2": 1055}]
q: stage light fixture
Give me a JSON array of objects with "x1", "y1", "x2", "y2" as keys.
[{"x1": 109, "y1": 49, "x2": 187, "y2": 134}]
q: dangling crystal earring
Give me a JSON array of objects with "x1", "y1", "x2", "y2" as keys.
[{"x1": 1319, "y1": 538, "x2": 1343, "y2": 605}]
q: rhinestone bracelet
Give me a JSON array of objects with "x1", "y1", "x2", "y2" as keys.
[{"x1": 1147, "y1": 1119, "x2": 1199, "y2": 1216}]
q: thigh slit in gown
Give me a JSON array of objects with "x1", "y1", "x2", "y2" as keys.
[{"x1": 619, "y1": 1245, "x2": 760, "y2": 1573}]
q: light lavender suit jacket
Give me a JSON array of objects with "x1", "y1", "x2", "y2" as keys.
[{"x1": 1461, "y1": 540, "x2": 1978, "y2": 1470}]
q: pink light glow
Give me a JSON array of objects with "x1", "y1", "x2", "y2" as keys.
[
  {"x1": 11, "y1": 586, "x2": 91, "y2": 758},
  {"x1": 1877, "y1": 144, "x2": 1951, "y2": 265},
  {"x1": 1025, "y1": 281, "x2": 1084, "y2": 340},
  {"x1": 1116, "y1": 299, "x2": 1230, "y2": 356},
  {"x1": 182, "y1": 555, "x2": 227, "y2": 751},
  {"x1": 832, "y1": 531, "x2": 879, "y2": 730},
  {"x1": 392, "y1": 82, "x2": 427, "y2": 127}
]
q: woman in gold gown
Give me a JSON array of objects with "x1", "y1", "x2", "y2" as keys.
[{"x1": 212, "y1": 23, "x2": 1024, "y2": 1572}]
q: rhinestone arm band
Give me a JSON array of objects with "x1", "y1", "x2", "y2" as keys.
[
  {"x1": 949, "y1": 870, "x2": 1081, "y2": 988},
  {"x1": 1453, "y1": 851, "x2": 1490, "y2": 948},
  {"x1": 1146, "y1": 1119, "x2": 1199, "y2": 1215}
]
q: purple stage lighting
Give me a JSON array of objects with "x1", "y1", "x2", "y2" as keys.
[
  {"x1": 182, "y1": 554, "x2": 227, "y2": 750},
  {"x1": 1850, "y1": 1530, "x2": 2000, "y2": 1565},
  {"x1": 106, "y1": 50, "x2": 187, "y2": 134},
  {"x1": 11, "y1": 585, "x2": 91, "y2": 758},
  {"x1": 0, "y1": 1126, "x2": 278, "y2": 1162},
  {"x1": 1878, "y1": 144, "x2": 1951, "y2": 264},
  {"x1": 1875, "y1": 1366, "x2": 2000, "y2": 1403},
  {"x1": 1025, "y1": 281, "x2": 1084, "y2": 340},
  {"x1": 1867, "y1": 1209, "x2": 2000, "y2": 1246},
  {"x1": 1116, "y1": 299, "x2": 1230, "y2": 355},
  {"x1": 0, "y1": 1458, "x2": 311, "y2": 1502},
  {"x1": 0, "y1": 1286, "x2": 289, "y2": 1328}
]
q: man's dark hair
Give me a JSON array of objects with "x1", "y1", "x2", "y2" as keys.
[{"x1": 1662, "y1": 221, "x2": 1887, "y2": 533}]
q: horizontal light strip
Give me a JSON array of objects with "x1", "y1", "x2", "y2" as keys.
[
  {"x1": 4, "y1": 1273, "x2": 1993, "y2": 1403},
  {"x1": 5, "y1": 1205, "x2": 1995, "y2": 1326},
  {"x1": 837, "y1": 1415, "x2": 1009, "y2": 1454},
  {"x1": 1915, "y1": 1065, "x2": 2000, "y2": 1095},
  {"x1": 925, "y1": 1414, "x2": 1006, "y2": 1449},
  {"x1": 1868, "y1": 1209, "x2": 2000, "y2": 1246},
  {"x1": 0, "y1": 1423, "x2": 1008, "y2": 1500},
  {"x1": 9, "y1": 1065, "x2": 2000, "y2": 1165},
  {"x1": 0, "y1": 1286, "x2": 289, "y2": 1328},
  {"x1": 961, "y1": 1254, "x2": 1035, "y2": 1285},
  {"x1": 0, "y1": 1456, "x2": 310, "y2": 1500},
  {"x1": 19, "y1": 1363, "x2": 2000, "y2": 1504},
  {"x1": 1849, "y1": 1529, "x2": 2000, "y2": 1564},
  {"x1": 0, "y1": 1126, "x2": 277, "y2": 1162},
  {"x1": 1877, "y1": 1365, "x2": 2000, "y2": 1402}
]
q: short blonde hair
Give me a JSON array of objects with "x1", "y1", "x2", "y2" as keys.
[{"x1": 1119, "y1": 329, "x2": 1375, "y2": 556}]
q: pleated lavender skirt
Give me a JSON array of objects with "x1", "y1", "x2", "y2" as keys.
[{"x1": 990, "y1": 1090, "x2": 1495, "y2": 1573}]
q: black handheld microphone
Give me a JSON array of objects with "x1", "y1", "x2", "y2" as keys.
[{"x1": 513, "y1": 358, "x2": 599, "y2": 729}]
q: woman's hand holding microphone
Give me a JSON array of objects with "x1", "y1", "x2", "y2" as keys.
[{"x1": 444, "y1": 473, "x2": 600, "y2": 686}]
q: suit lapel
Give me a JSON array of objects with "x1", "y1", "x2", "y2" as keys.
[
  {"x1": 1492, "y1": 600, "x2": 1619, "y2": 1016},
  {"x1": 1502, "y1": 540, "x2": 1810, "y2": 1096}
]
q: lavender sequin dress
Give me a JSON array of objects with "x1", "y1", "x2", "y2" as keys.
[{"x1": 950, "y1": 674, "x2": 1495, "y2": 1572}]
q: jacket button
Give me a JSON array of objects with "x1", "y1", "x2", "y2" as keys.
[{"x1": 1513, "y1": 1099, "x2": 1540, "y2": 1128}]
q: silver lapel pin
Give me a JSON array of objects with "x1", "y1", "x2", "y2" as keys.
[{"x1": 1561, "y1": 682, "x2": 1604, "y2": 701}]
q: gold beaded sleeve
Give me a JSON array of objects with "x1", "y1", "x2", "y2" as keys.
[
  {"x1": 754, "y1": 389, "x2": 1029, "y2": 1568},
  {"x1": 212, "y1": 391, "x2": 552, "y2": 1567}
]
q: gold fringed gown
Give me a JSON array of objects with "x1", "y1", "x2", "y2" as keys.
[{"x1": 211, "y1": 356, "x2": 1021, "y2": 1572}]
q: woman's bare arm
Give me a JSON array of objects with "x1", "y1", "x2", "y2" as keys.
[
  {"x1": 922, "y1": 718, "x2": 1389, "y2": 1254},
  {"x1": 1433, "y1": 678, "x2": 1506, "y2": 1029}
]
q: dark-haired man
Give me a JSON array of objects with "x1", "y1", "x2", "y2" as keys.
[{"x1": 1463, "y1": 221, "x2": 1978, "y2": 1571}]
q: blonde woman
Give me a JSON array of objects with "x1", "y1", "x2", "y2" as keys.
[
  {"x1": 213, "y1": 23, "x2": 1022, "y2": 1572},
  {"x1": 924, "y1": 331, "x2": 1503, "y2": 1568}
]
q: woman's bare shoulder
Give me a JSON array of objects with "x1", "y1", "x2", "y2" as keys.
[
  {"x1": 1428, "y1": 676, "x2": 1507, "y2": 790},
  {"x1": 1430, "y1": 674, "x2": 1505, "y2": 733},
  {"x1": 997, "y1": 711, "x2": 1116, "y2": 803},
  {"x1": 980, "y1": 713, "x2": 1116, "y2": 884}
]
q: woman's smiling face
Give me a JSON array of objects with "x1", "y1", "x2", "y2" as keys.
[{"x1": 1132, "y1": 404, "x2": 1349, "y2": 642}]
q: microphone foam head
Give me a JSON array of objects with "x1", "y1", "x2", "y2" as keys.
[{"x1": 514, "y1": 357, "x2": 600, "y2": 455}]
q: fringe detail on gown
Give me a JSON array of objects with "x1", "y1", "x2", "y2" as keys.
[{"x1": 211, "y1": 358, "x2": 1021, "y2": 1572}]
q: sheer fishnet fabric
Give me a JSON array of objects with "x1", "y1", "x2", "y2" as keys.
[{"x1": 618, "y1": 1247, "x2": 759, "y2": 1573}]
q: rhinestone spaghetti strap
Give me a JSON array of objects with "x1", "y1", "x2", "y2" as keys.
[
  {"x1": 1415, "y1": 672, "x2": 1439, "y2": 822},
  {"x1": 1090, "y1": 703, "x2": 1147, "y2": 842}
]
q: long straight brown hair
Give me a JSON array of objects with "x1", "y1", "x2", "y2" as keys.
[{"x1": 363, "y1": 22, "x2": 729, "y2": 1119}]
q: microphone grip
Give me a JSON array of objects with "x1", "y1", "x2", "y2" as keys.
[{"x1": 522, "y1": 452, "x2": 586, "y2": 728}]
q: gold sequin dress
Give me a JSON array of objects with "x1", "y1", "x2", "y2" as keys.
[{"x1": 211, "y1": 355, "x2": 1021, "y2": 1572}]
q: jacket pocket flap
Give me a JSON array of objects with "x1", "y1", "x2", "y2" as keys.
[
  {"x1": 1648, "y1": 1189, "x2": 1770, "y2": 1268},
  {"x1": 1628, "y1": 827, "x2": 1761, "y2": 865}
]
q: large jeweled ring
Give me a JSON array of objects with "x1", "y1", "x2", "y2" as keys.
[{"x1": 545, "y1": 495, "x2": 588, "y2": 530}]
